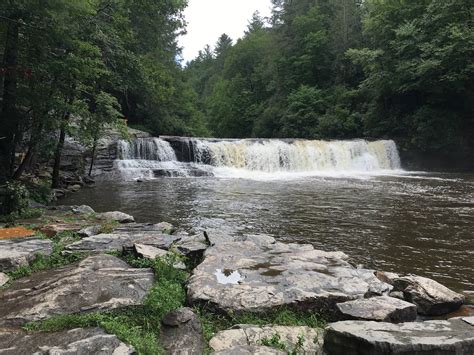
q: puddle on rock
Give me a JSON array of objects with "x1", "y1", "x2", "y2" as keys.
[{"x1": 214, "y1": 269, "x2": 243, "y2": 285}]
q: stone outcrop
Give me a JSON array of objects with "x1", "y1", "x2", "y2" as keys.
[
  {"x1": 0, "y1": 237, "x2": 54, "y2": 272},
  {"x1": 98, "y1": 211, "x2": 135, "y2": 223},
  {"x1": 393, "y1": 275, "x2": 465, "y2": 315},
  {"x1": 0, "y1": 272, "x2": 9, "y2": 287},
  {"x1": 0, "y1": 328, "x2": 134, "y2": 354},
  {"x1": 0, "y1": 255, "x2": 154, "y2": 326},
  {"x1": 187, "y1": 234, "x2": 391, "y2": 316},
  {"x1": 336, "y1": 296, "x2": 417, "y2": 323},
  {"x1": 160, "y1": 308, "x2": 205, "y2": 354},
  {"x1": 209, "y1": 325, "x2": 323, "y2": 354},
  {"x1": 323, "y1": 317, "x2": 474, "y2": 355}
]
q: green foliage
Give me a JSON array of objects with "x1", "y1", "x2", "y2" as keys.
[{"x1": 260, "y1": 333, "x2": 287, "y2": 351}]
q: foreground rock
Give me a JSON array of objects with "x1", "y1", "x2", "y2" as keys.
[
  {"x1": 213, "y1": 346, "x2": 286, "y2": 354},
  {"x1": 0, "y1": 272, "x2": 9, "y2": 287},
  {"x1": 0, "y1": 237, "x2": 54, "y2": 272},
  {"x1": 98, "y1": 211, "x2": 135, "y2": 223},
  {"x1": 187, "y1": 234, "x2": 390, "y2": 316},
  {"x1": 209, "y1": 325, "x2": 323, "y2": 354},
  {"x1": 0, "y1": 255, "x2": 154, "y2": 326},
  {"x1": 336, "y1": 296, "x2": 417, "y2": 323},
  {"x1": 160, "y1": 308, "x2": 205, "y2": 354},
  {"x1": 0, "y1": 328, "x2": 134, "y2": 354},
  {"x1": 393, "y1": 275, "x2": 465, "y2": 315},
  {"x1": 323, "y1": 317, "x2": 474, "y2": 354}
]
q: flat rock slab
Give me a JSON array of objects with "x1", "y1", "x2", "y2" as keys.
[
  {"x1": 336, "y1": 296, "x2": 417, "y2": 323},
  {"x1": 323, "y1": 317, "x2": 474, "y2": 355},
  {"x1": 160, "y1": 307, "x2": 205, "y2": 354},
  {"x1": 393, "y1": 275, "x2": 465, "y2": 315},
  {"x1": 213, "y1": 346, "x2": 286, "y2": 354},
  {"x1": 187, "y1": 234, "x2": 391, "y2": 315},
  {"x1": 209, "y1": 325, "x2": 323, "y2": 354},
  {"x1": 64, "y1": 232, "x2": 181, "y2": 254},
  {"x1": 0, "y1": 255, "x2": 154, "y2": 326},
  {"x1": 0, "y1": 327, "x2": 134, "y2": 354},
  {"x1": 0, "y1": 237, "x2": 54, "y2": 272}
]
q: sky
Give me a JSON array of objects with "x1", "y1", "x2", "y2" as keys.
[{"x1": 178, "y1": 0, "x2": 273, "y2": 63}]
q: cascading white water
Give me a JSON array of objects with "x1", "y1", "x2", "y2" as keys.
[{"x1": 114, "y1": 137, "x2": 402, "y2": 180}]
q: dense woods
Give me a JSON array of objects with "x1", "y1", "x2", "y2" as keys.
[
  {"x1": 0, "y1": 0, "x2": 473, "y2": 189},
  {"x1": 187, "y1": 0, "x2": 473, "y2": 168}
]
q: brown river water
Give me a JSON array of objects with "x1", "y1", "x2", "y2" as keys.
[{"x1": 61, "y1": 172, "x2": 474, "y2": 301}]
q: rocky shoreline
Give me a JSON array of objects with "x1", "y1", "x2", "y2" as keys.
[{"x1": 0, "y1": 206, "x2": 473, "y2": 354}]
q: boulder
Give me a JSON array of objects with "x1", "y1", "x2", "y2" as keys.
[
  {"x1": 323, "y1": 318, "x2": 474, "y2": 355},
  {"x1": 98, "y1": 211, "x2": 135, "y2": 223},
  {"x1": 67, "y1": 184, "x2": 81, "y2": 192},
  {"x1": 173, "y1": 234, "x2": 208, "y2": 260},
  {"x1": 0, "y1": 237, "x2": 54, "y2": 272},
  {"x1": 77, "y1": 225, "x2": 102, "y2": 238},
  {"x1": 0, "y1": 255, "x2": 154, "y2": 326},
  {"x1": 209, "y1": 325, "x2": 323, "y2": 354},
  {"x1": 0, "y1": 272, "x2": 9, "y2": 287},
  {"x1": 336, "y1": 296, "x2": 417, "y2": 323},
  {"x1": 187, "y1": 233, "x2": 390, "y2": 316},
  {"x1": 154, "y1": 221, "x2": 175, "y2": 234},
  {"x1": 72, "y1": 205, "x2": 95, "y2": 215},
  {"x1": 393, "y1": 275, "x2": 465, "y2": 315},
  {"x1": 0, "y1": 328, "x2": 134, "y2": 354},
  {"x1": 160, "y1": 308, "x2": 205, "y2": 354}
]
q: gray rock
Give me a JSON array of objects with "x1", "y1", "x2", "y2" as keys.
[
  {"x1": 67, "y1": 184, "x2": 81, "y2": 192},
  {"x1": 77, "y1": 225, "x2": 102, "y2": 238},
  {"x1": 336, "y1": 296, "x2": 417, "y2": 323},
  {"x1": 209, "y1": 325, "x2": 323, "y2": 354},
  {"x1": 0, "y1": 328, "x2": 134, "y2": 354},
  {"x1": 98, "y1": 211, "x2": 135, "y2": 223},
  {"x1": 160, "y1": 308, "x2": 205, "y2": 355},
  {"x1": 0, "y1": 237, "x2": 54, "y2": 272},
  {"x1": 65, "y1": 232, "x2": 181, "y2": 254},
  {"x1": 134, "y1": 244, "x2": 186, "y2": 270},
  {"x1": 0, "y1": 255, "x2": 154, "y2": 326},
  {"x1": 187, "y1": 233, "x2": 389, "y2": 316},
  {"x1": 72, "y1": 205, "x2": 95, "y2": 215},
  {"x1": 173, "y1": 234, "x2": 208, "y2": 260},
  {"x1": 393, "y1": 275, "x2": 465, "y2": 315},
  {"x1": 155, "y1": 221, "x2": 175, "y2": 234},
  {"x1": 213, "y1": 346, "x2": 286, "y2": 354},
  {"x1": 0, "y1": 272, "x2": 9, "y2": 287},
  {"x1": 323, "y1": 317, "x2": 474, "y2": 355}
]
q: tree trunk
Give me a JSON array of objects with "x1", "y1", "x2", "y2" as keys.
[
  {"x1": 88, "y1": 139, "x2": 97, "y2": 177},
  {"x1": 0, "y1": 22, "x2": 19, "y2": 182},
  {"x1": 51, "y1": 113, "x2": 71, "y2": 188}
]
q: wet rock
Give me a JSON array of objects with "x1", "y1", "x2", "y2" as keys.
[
  {"x1": 336, "y1": 296, "x2": 417, "y2": 323},
  {"x1": 77, "y1": 225, "x2": 102, "y2": 238},
  {"x1": 0, "y1": 328, "x2": 134, "y2": 354},
  {"x1": 0, "y1": 237, "x2": 54, "y2": 272},
  {"x1": 72, "y1": 205, "x2": 95, "y2": 215},
  {"x1": 187, "y1": 233, "x2": 389, "y2": 316},
  {"x1": 160, "y1": 307, "x2": 205, "y2": 354},
  {"x1": 213, "y1": 346, "x2": 286, "y2": 354},
  {"x1": 393, "y1": 275, "x2": 465, "y2": 315},
  {"x1": 323, "y1": 317, "x2": 474, "y2": 355},
  {"x1": 0, "y1": 272, "x2": 9, "y2": 287},
  {"x1": 0, "y1": 255, "x2": 154, "y2": 326},
  {"x1": 98, "y1": 211, "x2": 135, "y2": 223},
  {"x1": 65, "y1": 232, "x2": 180, "y2": 254},
  {"x1": 209, "y1": 325, "x2": 323, "y2": 354},
  {"x1": 375, "y1": 271, "x2": 399, "y2": 285},
  {"x1": 173, "y1": 234, "x2": 208, "y2": 260},
  {"x1": 67, "y1": 184, "x2": 81, "y2": 192}
]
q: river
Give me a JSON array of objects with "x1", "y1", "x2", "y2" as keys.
[{"x1": 61, "y1": 171, "x2": 474, "y2": 301}]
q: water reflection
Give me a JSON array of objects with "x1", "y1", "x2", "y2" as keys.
[{"x1": 61, "y1": 173, "x2": 474, "y2": 299}]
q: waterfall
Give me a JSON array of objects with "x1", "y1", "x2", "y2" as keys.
[{"x1": 114, "y1": 137, "x2": 402, "y2": 180}]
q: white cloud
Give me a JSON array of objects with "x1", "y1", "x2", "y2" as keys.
[{"x1": 179, "y1": 0, "x2": 273, "y2": 63}]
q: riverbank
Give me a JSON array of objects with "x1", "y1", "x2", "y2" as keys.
[{"x1": 0, "y1": 206, "x2": 473, "y2": 354}]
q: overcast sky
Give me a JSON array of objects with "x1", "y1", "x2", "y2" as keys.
[{"x1": 178, "y1": 0, "x2": 273, "y2": 63}]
